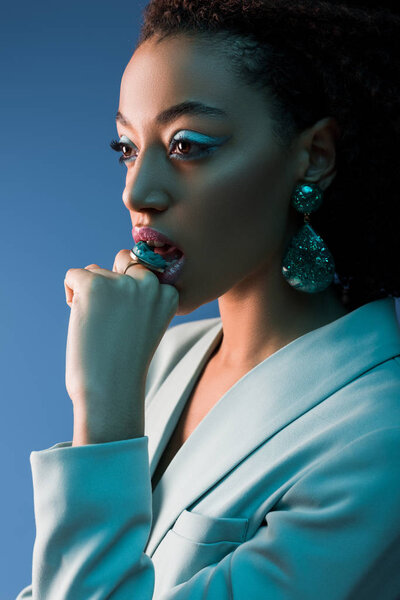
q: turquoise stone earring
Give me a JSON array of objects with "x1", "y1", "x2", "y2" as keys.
[{"x1": 281, "y1": 183, "x2": 335, "y2": 293}]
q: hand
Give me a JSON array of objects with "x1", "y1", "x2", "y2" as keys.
[{"x1": 64, "y1": 249, "x2": 179, "y2": 445}]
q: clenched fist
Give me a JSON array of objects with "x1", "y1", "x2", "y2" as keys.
[{"x1": 64, "y1": 249, "x2": 179, "y2": 445}]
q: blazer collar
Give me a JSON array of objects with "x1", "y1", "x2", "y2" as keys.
[{"x1": 145, "y1": 297, "x2": 400, "y2": 556}]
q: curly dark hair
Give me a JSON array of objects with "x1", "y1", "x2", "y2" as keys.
[{"x1": 135, "y1": 0, "x2": 400, "y2": 311}]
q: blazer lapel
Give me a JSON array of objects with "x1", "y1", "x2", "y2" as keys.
[
  {"x1": 145, "y1": 298, "x2": 400, "y2": 557},
  {"x1": 145, "y1": 322, "x2": 223, "y2": 478}
]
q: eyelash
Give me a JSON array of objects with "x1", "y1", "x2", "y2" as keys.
[{"x1": 109, "y1": 137, "x2": 215, "y2": 164}]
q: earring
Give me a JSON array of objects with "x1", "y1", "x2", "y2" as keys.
[{"x1": 281, "y1": 183, "x2": 335, "y2": 293}]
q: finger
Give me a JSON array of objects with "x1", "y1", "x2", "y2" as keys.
[
  {"x1": 64, "y1": 268, "x2": 88, "y2": 308},
  {"x1": 83, "y1": 265, "x2": 120, "y2": 279},
  {"x1": 123, "y1": 262, "x2": 157, "y2": 281},
  {"x1": 84, "y1": 260, "x2": 150, "y2": 280},
  {"x1": 113, "y1": 249, "x2": 137, "y2": 274},
  {"x1": 64, "y1": 267, "x2": 118, "y2": 309},
  {"x1": 161, "y1": 281, "x2": 180, "y2": 307},
  {"x1": 64, "y1": 278, "x2": 73, "y2": 308},
  {"x1": 113, "y1": 249, "x2": 157, "y2": 281}
]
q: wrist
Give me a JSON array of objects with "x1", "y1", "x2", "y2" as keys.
[
  {"x1": 72, "y1": 399, "x2": 145, "y2": 446},
  {"x1": 72, "y1": 422, "x2": 144, "y2": 446}
]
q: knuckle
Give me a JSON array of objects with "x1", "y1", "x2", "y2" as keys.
[
  {"x1": 162, "y1": 282, "x2": 177, "y2": 295},
  {"x1": 161, "y1": 283, "x2": 179, "y2": 302},
  {"x1": 120, "y1": 274, "x2": 137, "y2": 292},
  {"x1": 142, "y1": 270, "x2": 158, "y2": 286},
  {"x1": 89, "y1": 275, "x2": 108, "y2": 293},
  {"x1": 64, "y1": 267, "x2": 84, "y2": 280},
  {"x1": 127, "y1": 269, "x2": 157, "y2": 289},
  {"x1": 115, "y1": 249, "x2": 127, "y2": 262}
]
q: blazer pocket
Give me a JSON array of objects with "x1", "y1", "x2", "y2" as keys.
[
  {"x1": 152, "y1": 509, "x2": 250, "y2": 595},
  {"x1": 171, "y1": 508, "x2": 249, "y2": 545}
]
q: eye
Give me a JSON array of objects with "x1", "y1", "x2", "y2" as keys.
[
  {"x1": 109, "y1": 139, "x2": 136, "y2": 164},
  {"x1": 109, "y1": 131, "x2": 230, "y2": 165},
  {"x1": 173, "y1": 139, "x2": 192, "y2": 155}
]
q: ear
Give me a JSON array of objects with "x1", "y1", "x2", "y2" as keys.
[{"x1": 300, "y1": 116, "x2": 340, "y2": 191}]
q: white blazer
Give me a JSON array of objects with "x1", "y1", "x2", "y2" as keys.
[{"x1": 16, "y1": 297, "x2": 400, "y2": 599}]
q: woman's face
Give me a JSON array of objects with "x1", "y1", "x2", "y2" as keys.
[{"x1": 117, "y1": 34, "x2": 305, "y2": 314}]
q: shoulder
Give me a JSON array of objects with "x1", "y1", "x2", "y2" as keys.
[
  {"x1": 330, "y1": 355, "x2": 400, "y2": 434},
  {"x1": 144, "y1": 317, "x2": 221, "y2": 399}
]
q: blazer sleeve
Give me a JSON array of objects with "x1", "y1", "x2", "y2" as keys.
[{"x1": 15, "y1": 426, "x2": 400, "y2": 599}]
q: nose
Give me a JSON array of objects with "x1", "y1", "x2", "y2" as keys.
[
  {"x1": 122, "y1": 148, "x2": 172, "y2": 213},
  {"x1": 123, "y1": 189, "x2": 170, "y2": 213}
]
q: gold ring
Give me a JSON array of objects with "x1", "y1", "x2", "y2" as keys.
[{"x1": 123, "y1": 259, "x2": 140, "y2": 275}]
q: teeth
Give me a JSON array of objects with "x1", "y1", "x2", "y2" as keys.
[{"x1": 146, "y1": 240, "x2": 167, "y2": 248}]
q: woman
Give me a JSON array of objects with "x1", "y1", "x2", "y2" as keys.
[{"x1": 17, "y1": 0, "x2": 400, "y2": 598}]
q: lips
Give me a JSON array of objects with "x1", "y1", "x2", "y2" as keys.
[{"x1": 132, "y1": 226, "x2": 183, "y2": 253}]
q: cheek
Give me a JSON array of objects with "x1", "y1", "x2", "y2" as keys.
[{"x1": 190, "y1": 146, "x2": 289, "y2": 244}]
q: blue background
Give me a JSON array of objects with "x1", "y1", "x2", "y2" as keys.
[
  {"x1": 0, "y1": 2, "x2": 220, "y2": 597},
  {"x1": 2, "y1": 3, "x2": 399, "y2": 598}
]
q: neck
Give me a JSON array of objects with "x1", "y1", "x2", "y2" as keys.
[{"x1": 213, "y1": 261, "x2": 350, "y2": 371}]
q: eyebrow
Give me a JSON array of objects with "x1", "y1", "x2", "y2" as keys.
[{"x1": 115, "y1": 101, "x2": 228, "y2": 128}]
